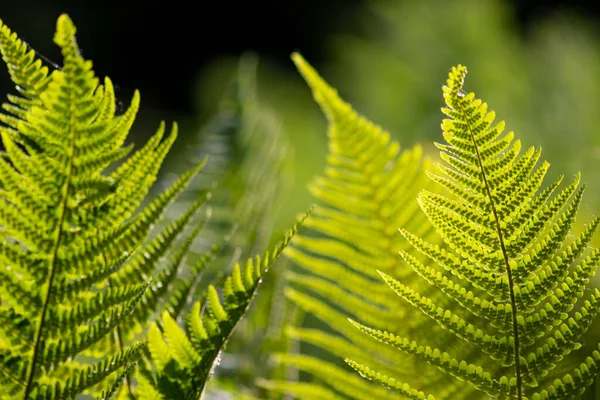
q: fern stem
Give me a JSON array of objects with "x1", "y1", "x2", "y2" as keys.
[
  {"x1": 107, "y1": 272, "x2": 136, "y2": 398},
  {"x1": 23, "y1": 80, "x2": 77, "y2": 400},
  {"x1": 100, "y1": 246, "x2": 135, "y2": 398},
  {"x1": 457, "y1": 98, "x2": 523, "y2": 399},
  {"x1": 115, "y1": 315, "x2": 136, "y2": 398}
]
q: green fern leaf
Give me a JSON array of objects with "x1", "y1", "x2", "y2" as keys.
[
  {"x1": 160, "y1": 54, "x2": 298, "y2": 399},
  {"x1": 351, "y1": 65, "x2": 600, "y2": 399},
  {"x1": 0, "y1": 14, "x2": 209, "y2": 399},
  {"x1": 263, "y1": 53, "x2": 452, "y2": 399}
]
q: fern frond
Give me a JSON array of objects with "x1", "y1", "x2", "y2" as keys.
[
  {"x1": 0, "y1": 14, "x2": 208, "y2": 399},
  {"x1": 159, "y1": 54, "x2": 298, "y2": 398},
  {"x1": 266, "y1": 53, "x2": 444, "y2": 398},
  {"x1": 352, "y1": 64, "x2": 600, "y2": 399}
]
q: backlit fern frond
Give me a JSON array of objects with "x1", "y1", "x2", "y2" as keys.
[
  {"x1": 0, "y1": 15, "x2": 209, "y2": 399},
  {"x1": 349, "y1": 65, "x2": 600, "y2": 399},
  {"x1": 140, "y1": 213, "x2": 308, "y2": 400},
  {"x1": 262, "y1": 54, "x2": 452, "y2": 399}
]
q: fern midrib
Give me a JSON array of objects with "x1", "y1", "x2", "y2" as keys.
[
  {"x1": 349, "y1": 145, "x2": 417, "y2": 258},
  {"x1": 456, "y1": 98, "x2": 523, "y2": 399},
  {"x1": 23, "y1": 77, "x2": 78, "y2": 399},
  {"x1": 106, "y1": 264, "x2": 135, "y2": 398}
]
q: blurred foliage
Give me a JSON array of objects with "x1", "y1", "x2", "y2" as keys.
[
  {"x1": 154, "y1": 54, "x2": 311, "y2": 399},
  {"x1": 194, "y1": 0, "x2": 600, "y2": 235},
  {"x1": 192, "y1": 54, "x2": 328, "y2": 231}
]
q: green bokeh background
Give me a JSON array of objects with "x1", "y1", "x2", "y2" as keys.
[{"x1": 189, "y1": 0, "x2": 600, "y2": 235}]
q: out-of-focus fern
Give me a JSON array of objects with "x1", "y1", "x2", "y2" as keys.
[
  {"x1": 349, "y1": 65, "x2": 600, "y2": 399},
  {"x1": 0, "y1": 14, "x2": 213, "y2": 399},
  {"x1": 160, "y1": 54, "x2": 298, "y2": 398},
  {"x1": 175, "y1": 53, "x2": 290, "y2": 254},
  {"x1": 138, "y1": 212, "x2": 308, "y2": 400},
  {"x1": 261, "y1": 54, "x2": 458, "y2": 399}
]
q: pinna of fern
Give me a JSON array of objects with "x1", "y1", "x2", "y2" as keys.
[
  {"x1": 0, "y1": 14, "x2": 213, "y2": 399},
  {"x1": 348, "y1": 65, "x2": 600, "y2": 399}
]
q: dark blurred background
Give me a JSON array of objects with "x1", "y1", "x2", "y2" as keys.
[
  {"x1": 1, "y1": 0, "x2": 600, "y2": 116},
  {"x1": 0, "y1": 0, "x2": 365, "y2": 117}
]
